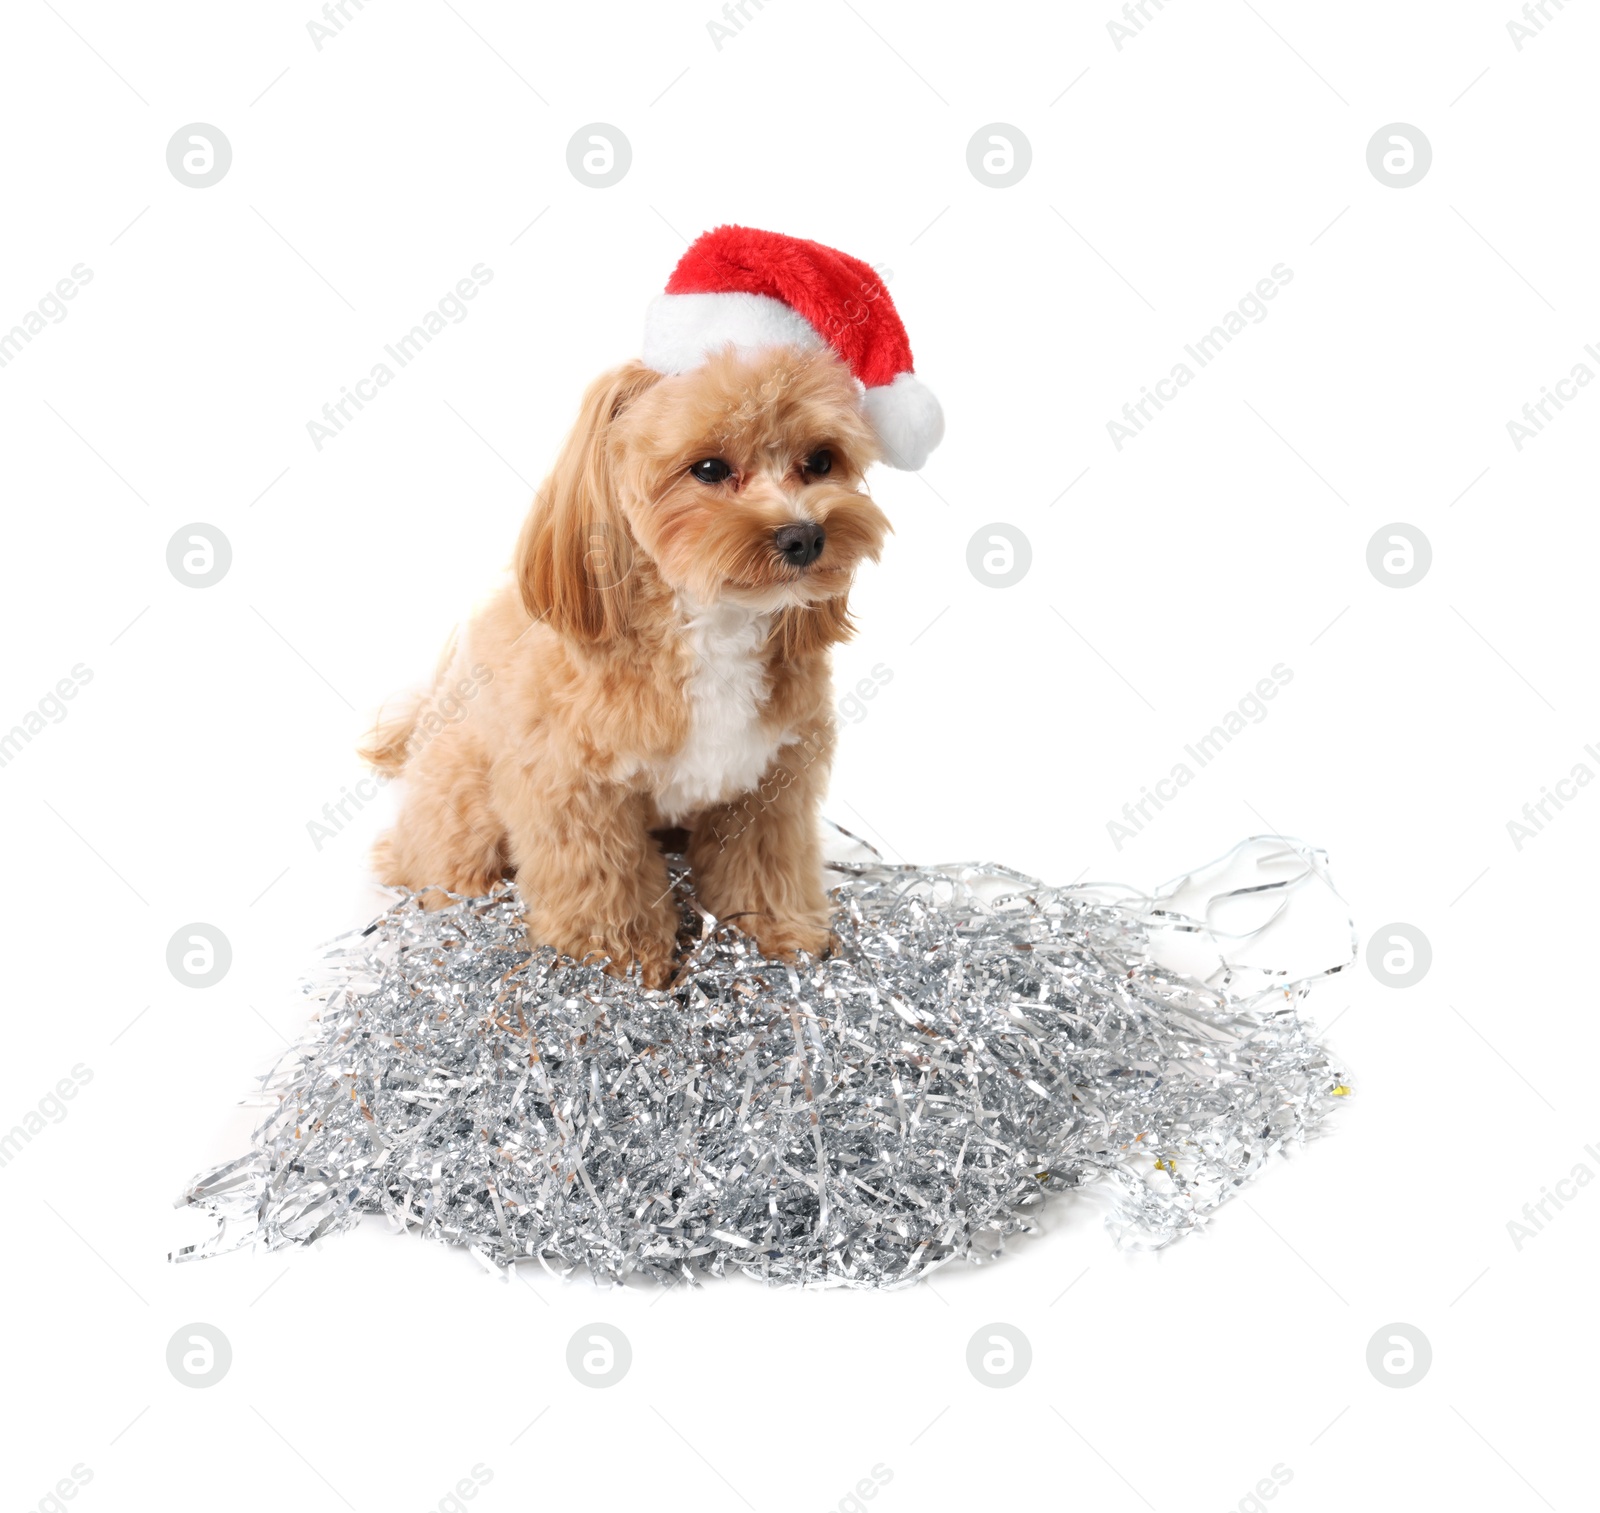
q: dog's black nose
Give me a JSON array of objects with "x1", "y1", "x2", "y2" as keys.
[{"x1": 774, "y1": 522, "x2": 825, "y2": 567}]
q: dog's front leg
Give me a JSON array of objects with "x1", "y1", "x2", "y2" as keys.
[
  {"x1": 500, "y1": 772, "x2": 677, "y2": 988},
  {"x1": 689, "y1": 734, "x2": 834, "y2": 961}
]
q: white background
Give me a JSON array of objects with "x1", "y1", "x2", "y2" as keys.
[{"x1": 2, "y1": 1, "x2": 1595, "y2": 1509}]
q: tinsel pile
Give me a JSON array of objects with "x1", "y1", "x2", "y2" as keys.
[{"x1": 175, "y1": 835, "x2": 1351, "y2": 1287}]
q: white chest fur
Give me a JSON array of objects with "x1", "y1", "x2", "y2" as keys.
[{"x1": 652, "y1": 600, "x2": 785, "y2": 823}]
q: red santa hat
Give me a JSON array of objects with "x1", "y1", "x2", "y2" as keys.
[{"x1": 640, "y1": 224, "x2": 944, "y2": 471}]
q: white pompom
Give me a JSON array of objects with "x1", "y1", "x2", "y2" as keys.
[{"x1": 861, "y1": 371, "x2": 945, "y2": 471}]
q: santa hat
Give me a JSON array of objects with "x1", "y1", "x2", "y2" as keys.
[{"x1": 640, "y1": 224, "x2": 944, "y2": 471}]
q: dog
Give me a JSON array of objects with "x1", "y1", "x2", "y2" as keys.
[{"x1": 361, "y1": 226, "x2": 943, "y2": 986}]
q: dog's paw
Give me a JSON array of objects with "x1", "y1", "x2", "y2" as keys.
[
  {"x1": 629, "y1": 938, "x2": 676, "y2": 991},
  {"x1": 745, "y1": 915, "x2": 834, "y2": 963},
  {"x1": 555, "y1": 925, "x2": 676, "y2": 991}
]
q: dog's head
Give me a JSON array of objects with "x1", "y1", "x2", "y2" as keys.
[{"x1": 515, "y1": 346, "x2": 891, "y2": 648}]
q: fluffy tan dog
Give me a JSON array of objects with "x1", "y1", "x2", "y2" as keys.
[
  {"x1": 363, "y1": 347, "x2": 890, "y2": 984},
  {"x1": 361, "y1": 225, "x2": 943, "y2": 985}
]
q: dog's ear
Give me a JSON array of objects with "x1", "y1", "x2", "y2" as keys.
[
  {"x1": 515, "y1": 361, "x2": 660, "y2": 642},
  {"x1": 771, "y1": 595, "x2": 856, "y2": 659}
]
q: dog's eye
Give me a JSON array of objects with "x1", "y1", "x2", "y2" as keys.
[
  {"x1": 690, "y1": 458, "x2": 732, "y2": 484},
  {"x1": 802, "y1": 450, "x2": 833, "y2": 477}
]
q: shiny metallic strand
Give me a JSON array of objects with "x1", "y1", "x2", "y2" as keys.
[{"x1": 174, "y1": 836, "x2": 1351, "y2": 1287}]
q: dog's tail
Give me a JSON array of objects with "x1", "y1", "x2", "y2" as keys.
[
  {"x1": 356, "y1": 701, "x2": 421, "y2": 775},
  {"x1": 356, "y1": 628, "x2": 460, "y2": 775}
]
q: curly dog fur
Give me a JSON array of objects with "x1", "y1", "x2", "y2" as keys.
[{"x1": 362, "y1": 344, "x2": 891, "y2": 986}]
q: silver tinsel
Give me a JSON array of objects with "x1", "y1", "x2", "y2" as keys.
[{"x1": 175, "y1": 832, "x2": 1351, "y2": 1287}]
